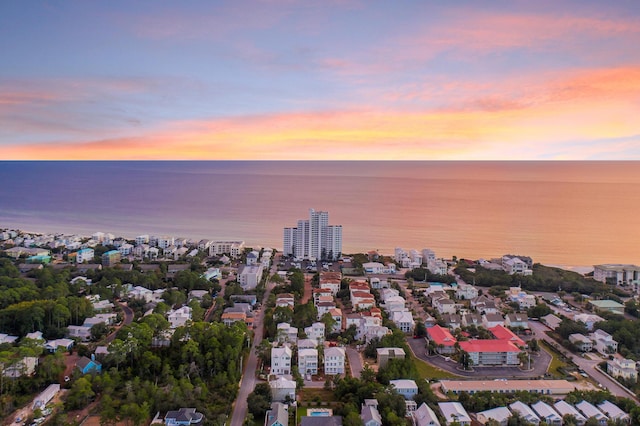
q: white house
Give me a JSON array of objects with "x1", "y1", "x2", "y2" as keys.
[
  {"x1": 392, "y1": 311, "x2": 415, "y2": 334},
  {"x1": 324, "y1": 346, "x2": 345, "y2": 375},
  {"x1": 271, "y1": 345, "x2": 292, "y2": 376},
  {"x1": 482, "y1": 313, "x2": 505, "y2": 329},
  {"x1": 591, "y1": 329, "x2": 618, "y2": 355},
  {"x1": 76, "y1": 248, "x2": 94, "y2": 263},
  {"x1": 531, "y1": 401, "x2": 562, "y2": 426},
  {"x1": 298, "y1": 348, "x2": 318, "y2": 375},
  {"x1": 456, "y1": 284, "x2": 479, "y2": 300},
  {"x1": 239, "y1": 265, "x2": 264, "y2": 290},
  {"x1": 509, "y1": 402, "x2": 540, "y2": 425},
  {"x1": 574, "y1": 314, "x2": 605, "y2": 331},
  {"x1": 276, "y1": 323, "x2": 298, "y2": 345},
  {"x1": 438, "y1": 402, "x2": 471, "y2": 426},
  {"x1": 383, "y1": 296, "x2": 407, "y2": 313},
  {"x1": 597, "y1": 401, "x2": 630, "y2": 423},
  {"x1": 575, "y1": 401, "x2": 608, "y2": 425},
  {"x1": 413, "y1": 403, "x2": 441, "y2": 426},
  {"x1": 389, "y1": 379, "x2": 418, "y2": 400},
  {"x1": 553, "y1": 401, "x2": 586, "y2": 425},
  {"x1": 304, "y1": 322, "x2": 325, "y2": 343},
  {"x1": 167, "y1": 306, "x2": 192, "y2": 328},
  {"x1": 607, "y1": 357, "x2": 638, "y2": 381},
  {"x1": 476, "y1": 407, "x2": 512, "y2": 426},
  {"x1": 269, "y1": 376, "x2": 296, "y2": 402},
  {"x1": 505, "y1": 313, "x2": 529, "y2": 329},
  {"x1": 434, "y1": 298, "x2": 456, "y2": 315}
]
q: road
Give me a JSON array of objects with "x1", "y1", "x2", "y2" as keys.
[
  {"x1": 528, "y1": 320, "x2": 639, "y2": 402},
  {"x1": 229, "y1": 256, "x2": 279, "y2": 426},
  {"x1": 104, "y1": 301, "x2": 134, "y2": 343},
  {"x1": 346, "y1": 347, "x2": 364, "y2": 379}
]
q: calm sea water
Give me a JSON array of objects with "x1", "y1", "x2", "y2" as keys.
[{"x1": 0, "y1": 161, "x2": 638, "y2": 268}]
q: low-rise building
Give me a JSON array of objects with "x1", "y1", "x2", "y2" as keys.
[
  {"x1": 164, "y1": 408, "x2": 203, "y2": 426},
  {"x1": 238, "y1": 264, "x2": 264, "y2": 290},
  {"x1": 376, "y1": 347, "x2": 405, "y2": 369},
  {"x1": 438, "y1": 402, "x2": 471, "y2": 426},
  {"x1": 413, "y1": 403, "x2": 441, "y2": 426},
  {"x1": 597, "y1": 400, "x2": 630, "y2": 423},
  {"x1": 389, "y1": 379, "x2": 418, "y2": 400},
  {"x1": 426, "y1": 325, "x2": 457, "y2": 354},
  {"x1": 269, "y1": 376, "x2": 296, "y2": 402},
  {"x1": 553, "y1": 401, "x2": 586, "y2": 425},
  {"x1": 574, "y1": 314, "x2": 605, "y2": 331},
  {"x1": 607, "y1": 357, "x2": 638, "y2": 382},
  {"x1": 504, "y1": 313, "x2": 529, "y2": 329},
  {"x1": 391, "y1": 311, "x2": 415, "y2": 334},
  {"x1": 476, "y1": 407, "x2": 511, "y2": 426},
  {"x1": 265, "y1": 402, "x2": 289, "y2": 426},
  {"x1": 509, "y1": 402, "x2": 540, "y2": 425},
  {"x1": 588, "y1": 300, "x2": 625, "y2": 315},
  {"x1": 298, "y1": 348, "x2": 318, "y2": 375},
  {"x1": 569, "y1": 334, "x2": 593, "y2": 352},
  {"x1": 440, "y1": 379, "x2": 575, "y2": 396},
  {"x1": 575, "y1": 400, "x2": 608, "y2": 425},
  {"x1": 531, "y1": 401, "x2": 562, "y2": 426},
  {"x1": 360, "y1": 400, "x2": 382, "y2": 426},
  {"x1": 591, "y1": 329, "x2": 618, "y2": 355}
]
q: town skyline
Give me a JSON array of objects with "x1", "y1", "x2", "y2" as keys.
[{"x1": 1, "y1": 1, "x2": 640, "y2": 160}]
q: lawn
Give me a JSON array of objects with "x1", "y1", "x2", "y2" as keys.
[
  {"x1": 540, "y1": 340, "x2": 569, "y2": 377},
  {"x1": 410, "y1": 352, "x2": 459, "y2": 380}
]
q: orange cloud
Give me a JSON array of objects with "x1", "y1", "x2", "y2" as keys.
[{"x1": 2, "y1": 65, "x2": 639, "y2": 161}]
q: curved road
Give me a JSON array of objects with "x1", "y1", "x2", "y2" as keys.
[{"x1": 105, "y1": 301, "x2": 134, "y2": 343}]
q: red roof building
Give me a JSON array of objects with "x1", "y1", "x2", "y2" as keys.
[
  {"x1": 426, "y1": 325, "x2": 457, "y2": 354},
  {"x1": 489, "y1": 325, "x2": 526, "y2": 347}
]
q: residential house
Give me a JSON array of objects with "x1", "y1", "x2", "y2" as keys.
[
  {"x1": 376, "y1": 347, "x2": 406, "y2": 369},
  {"x1": 461, "y1": 313, "x2": 482, "y2": 328},
  {"x1": 503, "y1": 257, "x2": 532, "y2": 276},
  {"x1": 319, "y1": 271, "x2": 342, "y2": 296},
  {"x1": 413, "y1": 402, "x2": 441, "y2": 426},
  {"x1": 265, "y1": 402, "x2": 289, "y2": 426},
  {"x1": 221, "y1": 311, "x2": 248, "y2": 327},
  {"x1": 238, "y1": 264, "x2": 264, "y2": 290},
  {"x1": 476, "y1": 407, "x2": 512, "y2": 426},
  {"x1": 509, "y1": 402, "x2": 540, "y2": 425},
  {"x1": 384, "y1": 296, "x2": 407, "y2": 313},
  {"x1": 76, "y1": 356, "x2": 102, "y2": 374},
  {"x1": 370, "y1": 278, "x2": 389, "y2": 290},
  {"x1": 328, "y1": 308, "x2": 343, "y2": 332},
  {"x1": 531, "y1": 401, "x2": 562, "y2": 426},
  {"x1": 597, "y1": 401, "x2": 630, "y2": 423},
  {"x1": 324, "y1": 347, "x2": 345, "y2": 375},
  {"x1": 392, "y1": 311, "x2": 415, "y2": 334},
  {"x1": 167, "y1": 306, "x2": 192, "y2": 328},
  {"x1": 438, "y1": 402, "x2": 471, "y2": 426},
  {"x1": 390, "y1": 379, "x2": 418, "y2": 400},
  {"x1": 482, "y1": 313, "x2": 505, "y2": 329},
  {"x1": 553, "y1": 401, "x2": 587, "y2": 426},
  {"x1": 271, "y1": 345, "x2": 292, "y2": 376},
  {"x1": 363, "y1": 326, "x2": 391, "y2": 343},
  {"x1": 45, "y1": 338, "x2": 74, "y2": 353},
  {"x1": 574, "y1": 314, "x2": 605, "y2": 331},
  {"x1": 76, "y1": 248, "x2": 95, "y2": 263},
  {"x1": 2, "y1": 357, "x2": 38, "y2": 378},
  {"x1": 607, "y1": 357, "x2": 638, "y2": 382},
  {"x1": 270, "y1": 376, "x2": 296, "y2": 402},
  {"x1": 67, "y1": 325, "x2": 92, "y2": 341},
  {"x1": 276, "y1": 323, "x2": 298, "y2": 345},
  {"x1": 304, "y1": 322, "x2": 325, "y2": 343},
  {"x1": 164, "y1": 408, "x2": 203, "y2": 425},
  {"x1": 297, "y1": 338, "x2": 318, "y2": 349},
  {"x1": 426, "y1": 325, "x2": 457, "y2": 355},
  {"x1": 591, "y1": 329, "x2": 618, "y2": 355},
  {"x1": 575, "y1": 401, "x2": 608, "y2": 425},
  {"x1": 441, "y1": 314, "x2": 462, "y2": 330},
  {"x1": 317, "y1": 301, "x2": 337, "y2": 320},
  {"x1": 298, "y1": 348, "x2": 319, "y2": 375},
  {"x1": 504, "y1": 313, "x2": 529, "y2": 329},
  {"x1": 246, "y1": 250, "x2": 260, "y2": 265},
  {"x1": 434, "y1": 298, "x2": 456, "y2": 315},
  {"x1": 455, "y1": 283, "x2": 478, "y2": 300},
  {"x1": 361, "y1": 400, "x2": 382, "y2": 426},
  {"x1": 541, "y1": 314, "x2": 562, "y2": 330},
  {"x1": 569, "y1": 334, "x2": 593, "y2": 352},
  {"x1": 276, "y1": 293, "x2": 295, "y2": 309}
]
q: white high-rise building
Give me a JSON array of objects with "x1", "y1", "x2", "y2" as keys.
[{"x1": 283, "y1": 209, "x2": 342, "y2": 260}]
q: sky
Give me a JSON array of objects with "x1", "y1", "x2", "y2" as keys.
[{"x1": 1, "y1": 0, "x2": 640, "y2": 160}]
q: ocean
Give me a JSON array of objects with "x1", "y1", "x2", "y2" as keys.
[{"x1": 0, "y1": 161, "x2": 638, "y2": 268}]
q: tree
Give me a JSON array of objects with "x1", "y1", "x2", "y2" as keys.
[
  {"x1": 65, "y1": 377, "x2": 95, "y2": 410},
  {"x1": 91, "y1": 322, "x2": 109, "y2": 341},
  {"x1": 414, "y1": 320, "x2": 426, "y2": 337},
  {"x1": 247, "y1": 383, "x2": 271, "y2": 418}
]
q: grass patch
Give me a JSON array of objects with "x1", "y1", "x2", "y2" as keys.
[
  {"x1": 540, "y1": 340, "x2": 569, "y2": 378},
  {"x1": 410, "y1": 352, "x2": 459, "y2": 380}
]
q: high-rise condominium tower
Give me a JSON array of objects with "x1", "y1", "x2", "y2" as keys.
[{"x1": 283, "y1": 208, "x2": 342, "y2": 260}]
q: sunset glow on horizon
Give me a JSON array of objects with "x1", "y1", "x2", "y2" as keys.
[{"x1": 2, "y1": 1, "x2": 640, "y2": 160}]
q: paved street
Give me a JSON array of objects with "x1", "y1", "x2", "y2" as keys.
[
  {"x1": 528, "y1": 320, "x2": 639, "y2": 402},
  {"x1": 346, "y1": 346, "x2": 364, "y2": 379},
  {"x1": 230, "y1": 256, "x2": 279, "y2": 426}
]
